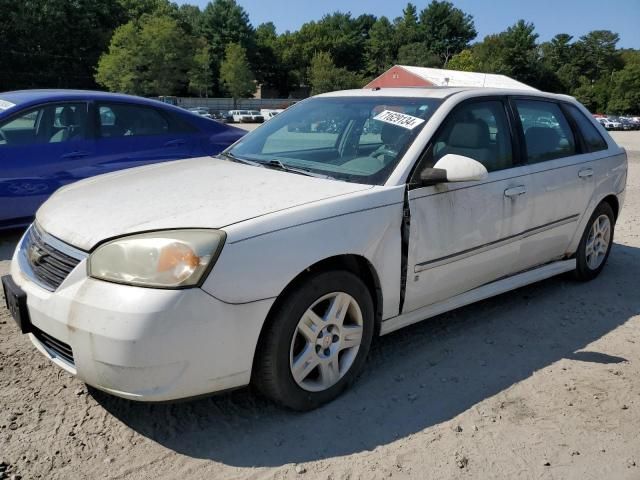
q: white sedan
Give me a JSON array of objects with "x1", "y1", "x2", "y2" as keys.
[{"x1": 2, "y1": 87, "x2": 627, "y2": 410}]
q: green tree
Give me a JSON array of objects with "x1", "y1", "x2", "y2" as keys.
[
  {"x1": 394, "y1": 3, "x2": 421, "y2": 44},
  {"x1": 466, "y1": 21, "x2": 541, "y2": 86},
  {"x1": 539, "y1": 34, "x2": 579, "y2": 92},
  {"x1": 396, "y1": 42, "x2": 440, "y2": 67},
  {"x1": 499, "y1": 20, "x2": 540, "y2": 84},
  {"x1": 419, "y1": 0, "x2": 477, "y2": 66},
  {"x1": 573, "y1": 76, "x2": 611, "y2": 112},
  {"x1": 177, "y1": 4, "x2": 204, "y2": 35},
  {"x1": 447, "y1": 49, "x2": 479, "y2": 72},
  {"x1": 0, "y1": 0, "x2": 125, "y2": 91},
  {"x1": 189, "y1": 42, "x2": 213, "y2": 97},
  {"x1": 573, "y1": 30, "x2": 621, "y2": 83},
  {"x1": 308, "y1": 52, "x2": 362, "y2": 95},
  {"x1": 608, "y1": 63, "x2": 640, "y2": 113},
  {"x1": 365, "y1": 16, "x2": 397, "y2": 76},
  {"x1": 220, "y1": 43, "x2": 256, "y2": 107},
  {"x1": 201, "y1": 0, "x2": 256, "y2": 94},
  {"x1": 117, "y1": 0, "x2": 176, "y2": 20},
  {"x1": 95, "y1": 14, "x2": 194, "y2": 96}
]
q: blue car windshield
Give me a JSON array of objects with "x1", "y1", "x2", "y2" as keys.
[{"x1": 227, "y1": 96, "x2": 442, "y2": 185}]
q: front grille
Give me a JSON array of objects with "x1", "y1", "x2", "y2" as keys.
[
  {"x1": 32, "y1": 327, "x2": 75, "y2": 365},
  {"x1": 22, "y1": 226, "x2": 82, "y2": 291}
]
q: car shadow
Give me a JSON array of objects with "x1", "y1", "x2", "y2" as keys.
[
  {"x1": 92, "y1": 242, "x2": 640, "y2": 467},
  {"x1": 0, "y1": 228, "x2": 24, "y2": 262}
]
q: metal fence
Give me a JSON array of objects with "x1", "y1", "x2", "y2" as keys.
[{"x1": 173, "y1": 97, "x2": 300, "y2": 110}]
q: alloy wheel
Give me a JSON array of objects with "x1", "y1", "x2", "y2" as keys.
[{"x1": 289, "y1": 292, "x2": 364, "y2": 392}]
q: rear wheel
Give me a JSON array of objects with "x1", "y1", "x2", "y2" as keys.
[
  {"x1": 575, "y1": 202, "x2": 615, "y2": 281},
  {"x1": 253, "y1": 270, "x2": 374, "y2": 411}
]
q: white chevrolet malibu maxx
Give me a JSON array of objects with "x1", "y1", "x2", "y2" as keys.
[{"x1": 2, "y1": 87, "x2": 627, "y2": 410}]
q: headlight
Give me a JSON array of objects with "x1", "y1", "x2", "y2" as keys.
[{"x1": 88, "y1": 230, "x2": 226, "y2": 288}]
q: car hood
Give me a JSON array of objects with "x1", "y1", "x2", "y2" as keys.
[{"x1": 36, "y1": 157, "x2": 372, "y2": 251}]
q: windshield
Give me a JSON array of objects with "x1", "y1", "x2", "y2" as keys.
[{"x1": 227, "y1": 96, "x2": 442, "y2": 185}]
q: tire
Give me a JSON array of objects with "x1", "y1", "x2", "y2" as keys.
[
  {"x1": 574, "y1": 201, "x2": 615, "y2": 281},
  {"x1": 253, "y1": 270, "x2": 375, "y2": 411}
]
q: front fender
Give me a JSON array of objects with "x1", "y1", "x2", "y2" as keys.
[{"x1": 202, "y1": 187, "x2": 404, "y2": 321}]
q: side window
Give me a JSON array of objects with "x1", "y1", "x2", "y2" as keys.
[
  {"x1": 97, "y1": 103, "x2": 169, "y2": 138},
  {"x1": 359, "y1": 118, "x2": 382, "y2": 146},
  {"x1": 431, "y1": 100, "x2": 513, "y2": 172},
  {"x1": 564, "y1": 104, "x2": 608, "y2": 153},
  {"x1": 514, "y1": 100, "x2": 576, "y2": 163},
  {"x1": 0, "y1": 103, "x2": 87, "y2": 145},
  {"x1": 0, "y1": 108, "x2": 43, "y2": 145},
  {"x1": 49, "y1": 104, "x2": 87, "y2": 143}
]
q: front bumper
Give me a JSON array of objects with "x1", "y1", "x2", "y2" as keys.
[{"x1": 10, "y1": 245, "x2": 273, "y2": 402}]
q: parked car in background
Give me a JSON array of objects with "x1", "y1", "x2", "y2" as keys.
[
  {"x1": 596, "y1": 117, "x2": 621, "y2": 130},
  {"x1": 261, "y1": 109, "x2": 284, "y2": 121},
  {"x1": 248, "y1": 110, "x2": 265, "y2": 123},
  {"x1": 188, "y1": 107, "x2": 213, "y2": 119},
  {"x1": 210, "y1": 110, "x2": 233, "y2": 123},
  {"x1": 0, "y1": 90, "x2": 245, "y2": 229},
  {"x1": 619, "y1": 118, "x2": 635, "y2": 131},
  {"x1": 2, "y1": 87, "x2": 626, "y2": 410},
  {"x1": 229, "y1": 110, "x2": 253, "y2": 123}
]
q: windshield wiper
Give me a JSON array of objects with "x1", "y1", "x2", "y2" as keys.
[
  {"x1": 263, "y1": 159, "x2": 335, "y2": 180},
  {"x1": 216, "y1": 151, "x2": 264, "y2": 167}
]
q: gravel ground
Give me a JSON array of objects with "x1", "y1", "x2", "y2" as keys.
[{"x1": 1, "y1": 133, "x2": 640, "y2": 480}]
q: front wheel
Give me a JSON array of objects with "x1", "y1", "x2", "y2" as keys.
[
  {"x1": 253, "y1": 270, "x2": 375, "y2": 411},
  {"x1": 575, "y1": 202, "x2": 615, "y2": 281}
]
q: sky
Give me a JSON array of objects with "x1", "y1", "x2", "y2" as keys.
[{"x1": 177, "y1": 0, "x2": 640, "y2": 48}]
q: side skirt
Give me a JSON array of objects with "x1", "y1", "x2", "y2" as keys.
[{"x1": 380, "y1": 259, "x2": 576, "y2": 336}]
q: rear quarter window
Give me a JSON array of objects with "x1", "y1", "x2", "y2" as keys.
[{"x1": 564, "y1": 104, "x2": 608, "y2": 153}]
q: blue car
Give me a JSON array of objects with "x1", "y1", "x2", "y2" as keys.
[{"x1": 0, "y1": 90, "x2": 245, "y2": 229}]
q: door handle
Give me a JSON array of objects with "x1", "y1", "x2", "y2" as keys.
[
  {"x1": 578, "y1": 168, "x2": 594, "y2": 178},
  {"x1": 164, "y1": 139, "x2": 186, "y2": 147},
  {"x1": 61, "y1": 151, "x2": 90, "y2": 159},
  {"x1": 504, "y1": 185, "x2": 527, "y2": 198}
]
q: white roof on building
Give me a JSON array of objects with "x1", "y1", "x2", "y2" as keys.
[{"x1": 399, "y1": 65, "x2": 537, "y2": 91}]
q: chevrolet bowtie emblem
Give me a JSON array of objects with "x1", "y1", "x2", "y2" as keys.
[{"x1": 28, "y1": 244, "x2": 48, "y2": 265}]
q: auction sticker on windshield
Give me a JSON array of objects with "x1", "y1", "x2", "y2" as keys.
[
  {"x1": 373, "y1": 110, "x2": 425, "y2": 130},
  {"x1": 0, "y1": 99, "x2": 15, "y2": 111}
]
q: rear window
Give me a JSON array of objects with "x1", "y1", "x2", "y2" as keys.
[
  {"x1": 98, "y1": 103, "x2": 169, "y2": 138},
  {"x1": 564, "y1": 104, "x2": 608, "y2": 153}
]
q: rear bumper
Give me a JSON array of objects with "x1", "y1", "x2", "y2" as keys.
[{"x1": 10, "y1": 250, "x2": 273, "y2": 402}]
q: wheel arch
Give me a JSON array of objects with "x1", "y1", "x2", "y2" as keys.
[
  {"x1": 601, "y1": 193, "x2": 620, "y2": 221},
  {"x1": 250, "y1": 254, "x2": 383, "y2": 380}
]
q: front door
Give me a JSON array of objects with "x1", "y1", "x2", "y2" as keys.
[{"x1": 403, "y1": 98, "x2": 529, "y2": 313}]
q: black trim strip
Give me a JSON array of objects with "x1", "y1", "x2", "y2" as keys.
[
  {"x1": 409, "y1": 151, "x2": 618, "y2": 201},
  {"x1": 414, "y1": 214, "x2": 580, "y2": 271}
]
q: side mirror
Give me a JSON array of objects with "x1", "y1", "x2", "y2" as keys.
[{"x1": 419, "y1": 154, "x2": 488, "y2": 185}]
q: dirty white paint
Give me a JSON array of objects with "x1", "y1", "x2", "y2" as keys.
[{"x1": 7, "y1": 87, "x2": 628, "y2": 403}]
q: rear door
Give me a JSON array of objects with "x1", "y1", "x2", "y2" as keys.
[
  {"x1": 0, "y1": 101, "x2": 94, "y2": 225},
  {"x1": 510, "y1": 98, "x2": 598, "y2": 272},
  {"x1": 403, "y1": 97, "x2": 531, "y2": 312},
  {"x1": 89, "y1": 102, "x2": 194, "y2": 176}
]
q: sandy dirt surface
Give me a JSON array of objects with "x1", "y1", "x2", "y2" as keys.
[{"x1": 1, "y1": 134, "x2": 640, "y2": 480}]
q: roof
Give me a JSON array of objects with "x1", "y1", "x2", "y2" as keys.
[
  {"x1": 0, "y1": 89, "x2": 175, "y2": 114},
  {"x1": 317, "y1": 86, "x2": 575, "y2": 106},
  {"x1": 397, "y1": 65, "x2": 537, "y2": 91}
]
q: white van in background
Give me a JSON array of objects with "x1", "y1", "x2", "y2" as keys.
[{"x1": 260, "y1": 109, "x2": 284, "y2": 121}]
